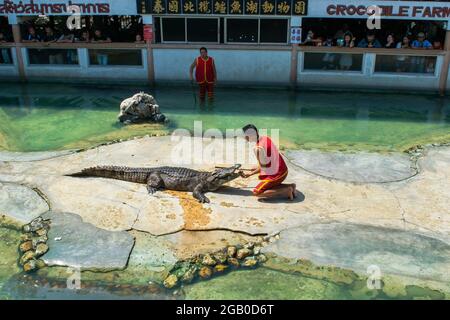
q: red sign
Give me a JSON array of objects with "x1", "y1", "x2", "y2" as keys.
[{"x1": 143, "y1": 25, "x2": 153, "y2": 42}]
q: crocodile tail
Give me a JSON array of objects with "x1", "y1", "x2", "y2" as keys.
[{"x1": 67, "y1": 166, "x2": 136, "y2": 181}]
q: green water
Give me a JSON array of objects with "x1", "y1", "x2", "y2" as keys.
[{"x1": 0, "y1": 83, "x2": 449, "y2": 152}]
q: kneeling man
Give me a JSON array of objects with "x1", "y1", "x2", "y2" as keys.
[{"x1": 241, "y1": 124, "x2": 296, "y2": 200}]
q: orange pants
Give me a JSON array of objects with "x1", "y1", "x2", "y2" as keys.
[
  {"x1": 199, "y1": 83, "x2": 214, "y2": 99},
  {"x1": 253, "y1": 170, "x2": 288, "y2": 195}
]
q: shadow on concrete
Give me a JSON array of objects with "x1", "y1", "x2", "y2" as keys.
[
  {"x1": 257, "y1": 190, "x2": 305, "y2": 204},
  {"x1": 215, "y1": 187, "x2": 306, "y2": 204}
]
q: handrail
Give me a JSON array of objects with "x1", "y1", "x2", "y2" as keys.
[{"x1": 0, "y1": 42, "x2": 445, "y2": 56}]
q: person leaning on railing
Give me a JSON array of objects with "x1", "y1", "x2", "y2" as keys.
[
  {"x1": 395, "y1": 35, "x2": 411, "y2": 72},
  {"x1": 411, "y1": 32, "x2": 432, "y2": 73},
  {"x1": 91, "y1": 29, "x2": 111, "y2": 66},
  {"x1": 0, "y1": 31, "x2": 12, "y2": 64}
]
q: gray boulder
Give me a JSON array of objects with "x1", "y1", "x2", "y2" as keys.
[{"x1": 118, "y1": 92, "x2": 166, "y2": 124}]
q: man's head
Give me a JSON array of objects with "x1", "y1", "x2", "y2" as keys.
[
  {"x1": 45, "y1": 26, "x2": 53, "y2": 35},
  {"x1": 94, "y1": 29, "x2": 102, "y2": 37},
  {"x1": 417, "y1": 32, "x2": 426, "y2": 41},
  {"x1": 242, "y1": 124, "x2": 259, "y2": 143},
  {"x1": 28, "y1": 27, "x2": 36, "y2": 35},
  {"x1": 366, "y1": 31, "x2": 375, "y2": 42},
  {"x1": 200, "y1": 47, "x2": 208, "y2": 58}
]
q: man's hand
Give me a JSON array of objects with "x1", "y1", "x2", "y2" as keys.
[{"x1": 239, "y1": 171, "x2": 250, "y2": 178}]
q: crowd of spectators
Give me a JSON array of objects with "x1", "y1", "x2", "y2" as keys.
[{"x1": 302, "y1": 25, "x2": 442, "y2": 73}]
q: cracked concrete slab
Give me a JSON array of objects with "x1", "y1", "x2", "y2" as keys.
[
  {"x1": 0, "y1": 137, "x2": 448, "y2": 243},
  {"x1": 262, "y1": 222, "x2": 450, "y2": 283},
  {"x1": 0, "y1": 182, "x2": 49, "y2": 224},
  {"x1": 41, "y1": 211, "x2": 135, "y2": 270},
  {"x1": 287, "y1": 150, "x2": 416, "y2": 183}
]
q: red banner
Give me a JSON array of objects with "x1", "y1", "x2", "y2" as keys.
[{"x1": 143, "y1": 25, "x2": 153, "y2": 42}]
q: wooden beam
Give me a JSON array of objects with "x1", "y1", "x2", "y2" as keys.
[
  {"x1": 11, "y1": 24, "x2": 26, "y2": 82},
  {"x1": 146, "y1": 39, "x2": 155, "y2": 86},
  {"x1": 438, "y1": 30, "x2": 450, "y2": 96},
  {"x1": 290, "y1": 45, "x2": 298, "y2": 88}
]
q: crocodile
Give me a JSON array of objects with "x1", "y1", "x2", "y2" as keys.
[{"x1": 68, "y1": 164, "x2": 242, "y2": 203}]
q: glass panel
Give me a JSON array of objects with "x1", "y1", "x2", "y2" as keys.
[
  {"x1": 303, "y1": 52, "x2": 363, "y2": 72},
  {"x1": 0, "y1": 48, "x2": 13, "y2": 64},
  {"x1": 162, "y1": 18, "x2": 185, "y2": 42},
  {"x1": 260, "y1": 19, "x2": 288, "y2": 43},
  {"x1": 28, "y1": 49, "x2": 78, "y2": 65},
  {"x1": 187, "y1": 18, "x2": 218, "y2": 42},
  {"x1": 375, "y1": 55, "x2": 437, "y2": 74},
  {"x1": 226, "y1": 19, "x2": 258, "y2": 43},
  {"x1": 89, "y1": 49, "x2": 142, "y2": 66}
]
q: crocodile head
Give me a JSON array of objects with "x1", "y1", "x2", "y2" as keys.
[{"x1": 206, "y1": 164, "x2": 242, "y2": 191}]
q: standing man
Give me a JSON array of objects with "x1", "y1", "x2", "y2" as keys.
[
  {"x1": 189, "y1": 47, "x2": 217, "y2": 100},
  {"x1": 240, "y1": 124, "x2": 296, "y2": 200}
]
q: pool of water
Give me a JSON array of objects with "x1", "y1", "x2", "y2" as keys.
[{"x1": 0, "y1": 83, "x2": 449, "y2": 153}]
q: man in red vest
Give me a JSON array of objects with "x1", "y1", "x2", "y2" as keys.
[
  {"x1": 240, "y1": 124, "x2": 297, "y2": 201},
  {"x1": 189, "y1": 47, "x2": 217, "y2": 100}
]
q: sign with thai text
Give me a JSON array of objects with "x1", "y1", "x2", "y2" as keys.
[{"x1": 0, "y1": 0, "x2": 136, "y2": 15}]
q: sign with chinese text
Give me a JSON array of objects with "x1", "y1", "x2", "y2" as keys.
[{"x1": 137, "y1": 0, "x2": 308, "y2": 15}]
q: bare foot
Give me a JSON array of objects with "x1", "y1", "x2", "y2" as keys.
[
  {"x1": 290, "y1": 183, "x2": 297, "y2": 198},
  {"x1": 287, "y1": 189, "x2": 294, "y2": 201}
]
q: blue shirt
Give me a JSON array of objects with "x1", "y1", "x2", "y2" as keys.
[{"x1": 411, "y1": 40, "x2": 432, "y2": 48}]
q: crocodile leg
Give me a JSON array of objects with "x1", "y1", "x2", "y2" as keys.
[
  {"x1": 193, "y1": 184, "x2": 209, "y2": 203},
  {"x1": 146, "y1": 173, "x2": 163, "y2": 194}
]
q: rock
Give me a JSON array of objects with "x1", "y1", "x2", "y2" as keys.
[
  {"x1": 0, "y1": 182, "x2": 49, "y2": 225},
  {"x1": 19, "y1": 250, "x2": 35, "y2": 265},
  {"x1": 23, "y1": 260, "x2": 37, "y2": 272},
  {"x1": 253, "y1": 246, "x2": 261, "y2": 255},
  {"x1": 214, "y1": 264, "x2": 228, "y2": 273},
  {"x1": 163, "y1": 274, "x2": 178, "y2": 289},
  {"x1": 35, "y1": 243, "x2": 49, "y2": 256},
  {"x1": 242, "y1": 257, "x2": 258, "y2": 268},
  {"x1": 198, "y1": 266, "x2": 213, "y2": 279},
  {"x1": 180, "y1": 266, "x2": 197, "y2": 283},
  {"x1": 40, "y1": 212, "x2": 135, "y2": 270},
  {"x1": 35, "y1": 228, "x2": 47, "y2": 237},
  {"x1": 227, "y1": 258, "x2": 240, "y2": 267},
  {"x1": 118, "y1": 92, "x2": 166, "y2": 124},
  {"x1": 236, "y1": 248, "x2": 252, "y2": 260},
  {"x1": 256, "y1": 254, "x2": 268, "y2": 263},
  {"x1": 35, "y1": 259, "x2": 47, "y2": 269},
  {"x1": 20, "y1": 233, "x2": 33, "y2": 242},
  {"x1": 202, "y1": 254, "x2": 216, "y2": 266},
  {"x1": 32, "y1": 235, "x2": 48, "y2": 248},
  {"x1": 213, "y1": 252, "x2": 227, "y2": 264},
  {"x1": 244, "y1": 242, "x2": 255, "y2": 250},
  {"x1": 19, "y1": 241, "x2": 33, "y2": 253},
  {"x1": 227, "y1": 246, "x2": 237, "y2": 258}
]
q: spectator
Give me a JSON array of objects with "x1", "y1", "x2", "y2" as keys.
[
  {"x1": 57, "y1": 30, "x2": 74, "y2": 43},
  {"x1": 433, "y1": 40, "x2": 443, "y2": 50},
  {"x1": 385, "y1": 34, "x2": 396, "y2": 48},
  {"x1": 135, "y1": 34, "x2": 145, "y2": 44},
  {"x1": 322, "y1": 36, "x2": 336, "y2": 70},
  {"x1": 334, "y1": 23, "x2": 350, "y2": 41},
  {"x1": 339, "y1": 32, "x2": 355, "y2": 71},
  {"x1": 303, "y1": 30, "x2": 321, "y2": 46},
  {"x1": 395, "y1": 36, "x2": 411, "y2": 72},
  {"x1": 42, "y1": 26, "x2": 59, "y2": 43},
  {"x1": 75, "y1": 30, "x2": 90, "y2": 43},
  {"x1": 411, "y1": 32, "x2": 432, "y2": 73},
  {"x1": 43, "y1": 26, "x2": 63, "y2": 64},
  {"x1": 0, "y1": 32, "x2": 12, "y2": 64},
  {"x1": 22, "y1": 26, "x2": 41, "y2": 42},
  {"x1": 91, "y1": 29, "x2": 111, "y2": 43},
  {"x1": 91, "y1": 29, "x2": 111, "y2": 65},
  {"x1": 357, "y1": 31, "x2": 382, "y2": 48}
]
